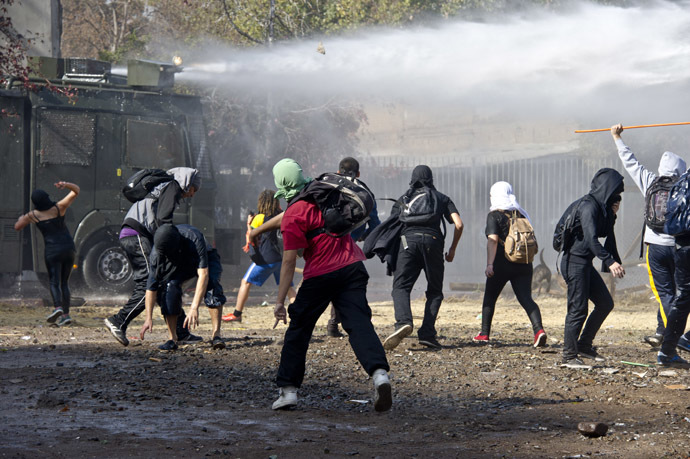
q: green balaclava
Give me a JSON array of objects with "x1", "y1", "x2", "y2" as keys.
[{"x1": 273, "y1": 158, "x2": 312, "y2": 202}]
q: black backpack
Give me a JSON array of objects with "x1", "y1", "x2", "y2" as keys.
[
  {"x1": 122, "y1": 168, "x2": 174, "y2": 203},
  {"x1": 553, "y1": 197, "x2": 587, "y2": 253},
  {"x1": 664, "y1": 171, "x2": 690, "y2": 236},
  {"x1": 644, "y1": 176, "x2": 678, "y2": 233},
  {"x1": 292, "y1": 173, "x2": 375, "y2": 238},
  {"x1": 398, "y1": 186, "x2": 440, "y2": 225}
]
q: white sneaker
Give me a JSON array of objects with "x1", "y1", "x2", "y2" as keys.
[
  {"x1": 383, "y1": 324, "x2": 413, "y2": 351},
  {"x1": 272, "y1": 386, "x2": 298, "y2": 410},
  {"x1": 372, "y1": 369, "x2": 392, "y2": 412}
]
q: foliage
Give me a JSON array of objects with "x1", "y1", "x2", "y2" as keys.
[{"x1": 0, "y1": 0, "x2": 33, "y2": 85}]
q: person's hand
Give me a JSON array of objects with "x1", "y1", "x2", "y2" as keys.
[
  {"x1": 611, "y1": 201, "x2": 620, "y2": 215},
  {"x1": 54, "y1": 181, "x2": 66, "y2": 189},
  {"x1": 609, "y1": 262, "x2": 625, "y2": 278},
  {"x1": 248, "y1": 228, "x2": 260, "y2": 247},
  {"x1": 273, "y1": 302, "x2": 287, "y2": 328},
  {"x1": 140, "y1": 319, "x2": 153, "y2": 340},
  {"x1": 445, "y1": 247, "x2": 456, "y2": 262},
  {"x1": 485, "y1": 264, "x2": 494, "y2": 278},
  {"x1": 184, "y1": 306, "x2": 199, "y2": 330},
  {"x1": 611, "y1": 123, "x2": 624, "y2": 139}
]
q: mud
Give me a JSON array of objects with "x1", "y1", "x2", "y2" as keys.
[{"x1": 0, "y1": 292, "x2": 689, "y2": 458}]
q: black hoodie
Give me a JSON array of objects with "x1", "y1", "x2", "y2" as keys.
[{"x1": 567, "y1": 168, "x2": 624, "y2": 270}]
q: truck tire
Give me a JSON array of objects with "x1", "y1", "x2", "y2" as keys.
[{"x1": 82, "y1": 241, "x2": 133, "y2": 295}]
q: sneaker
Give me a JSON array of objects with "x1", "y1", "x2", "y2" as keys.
[
  {"x1": 677, "y1": 335, "x2": 690, "y2": 353},
  {"x1": 104, "y1": 318, "x2": 129, "y2": 347},
  {"x1": 57, "y1": 315, "x2": 73, "y2": 327},
  {"x1": 222, "y1": 313, "x2": 242, "y2": 323},
  {"x1": 178, "y1": 333, "x2": 203, "y2": 344},
  {"x1": 560, "y1": 357, "x2": 592, "y2": 369},
  {"x1": 579, "y1": 346, "x2": 605, "y2": 362},
  {"x1": 657, "y1": 351, "x2": 690, "y2": 368},
  {"x1": 211, "y1": 336, "x2": 226, "y2": 350},
  {"x1": 533, "y1": 329, "x2": 547, "y2": 348},
  {"x1": 472, "y1": 333, "x2": 490, "y2": 343},
  {"x1": 372, "y1": 368, "x2": 392, "y2": 412},
  {"x1": 644, "y1": 333, "x2": 663, "y2": 348},
  {"x1": 418, "y1": 336, "x2": 442, "y2": 349},
  {"x1": 46, "y1": 308, "x2": 63, "y2": 324},
  {"x1": 383, "y1": 324, "x2": 413, "y2": 351},
  {"x1": 272, "y1": 386, "x2": 298, "y2": 410},
  {"x1": 327, "y1": 327, "x2": 345, "y2": 338},
  {"x1": 158, "y1": 340, "x2": 178, "y2": 351}
]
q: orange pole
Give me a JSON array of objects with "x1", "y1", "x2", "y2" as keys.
[{"x1": 574, "y1": 122, "x2": 690, "y2": 133}]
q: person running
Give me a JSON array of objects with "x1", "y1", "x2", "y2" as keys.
[
  {"x1": 382, "y1": 165, "x2": 464, "y2": 350},
  {"x1": 560, "y1": 168, "x2": 625, "y2": 369},
  {"x1": 611, "y1": 123, "x2": 690, "y2": 350},
  {"x1": 269, "y1": 158, "x2": 392, "y2": 412},
  {"x1": 222, "y1": 190, "x2": 296, "y2": 323},
  {"x1": 473, "y1": 181, "x2": 547, "y2": 347},
  {"x1": 15, "y1": 181, "x2": 80, "y2": 326},
  {"x1": 104, "y1": 167, "x2": 202, "y2": 346},
  {"x1": 139, "y1": 224, "x2": 227, "y2": 350}
]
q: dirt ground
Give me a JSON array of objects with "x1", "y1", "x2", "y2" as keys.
[{"x1": 1, "y1": 287, "x2": 689, "y2": 458}]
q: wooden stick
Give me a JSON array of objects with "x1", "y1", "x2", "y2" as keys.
[{"x1": 575, "y1": 122, "x2": 690, "y2": 133}]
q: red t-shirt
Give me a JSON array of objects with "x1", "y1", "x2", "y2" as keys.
[{"x1": 281, "y1": 200, "x2": 365, "y2": 280}]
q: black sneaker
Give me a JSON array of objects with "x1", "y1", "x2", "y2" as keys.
[
  {"x1": 158, "y1": 340, "x2": 178, "y2": 351},
  {"x1": 57, "y1": 315, "x2": 73, "y2": 327},
  {"x1": 644, "y1": 333, "x2": 663, "y2": 348},
  {"x1": 418, "y1": 336, "x2": 442, "y2": 349},
  {"x1": 211, "y1": 336, "x2": 226, "y2": 350},
  {"x1": 327, "y1": 327, "x2": 344, "y2": 338},
  {"x1": 178, "y1": 333, "x2": 203, "y2": 344},
  {"x1": 578, "y1": 346, "x2": 605, "y2": 362},
  {"x1": 560, "y1": 357, "x2": 592, "y2": 369},
  {"x1": 677, "y1": 335, "x2": 690, "y2": 353},
  {"x1": 46, "y1": 307, "x2": 64, "y2": 324},
  {"x1": 657, "y1": 351, "x2": 690, "y2": 368},
  {"x1": 104, "y1": 318, "x2": 129, "y2": 346}
]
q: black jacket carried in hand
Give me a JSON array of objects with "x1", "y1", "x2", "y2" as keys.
[{"x1": 363, "y1": 213, "x2": 403, "y2": 276}]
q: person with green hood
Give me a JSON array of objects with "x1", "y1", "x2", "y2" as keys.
[{"x1": 269, "y1": 158, "x2": 392, "y2": 413}]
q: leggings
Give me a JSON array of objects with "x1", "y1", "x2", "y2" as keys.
[{"x1": 45, "y1": 248, "x2": 75, "y2": 314}]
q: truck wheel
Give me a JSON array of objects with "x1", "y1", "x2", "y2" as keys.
[{"x1": 82, "y1": 241, "x2": 133, "y2": 295}]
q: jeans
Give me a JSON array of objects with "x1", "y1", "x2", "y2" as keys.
[
  {"x1": 646, "y1": 243, "x2": 676, "y2": 335},
  {"x1": 661, "y1": 245, "x2": 690, "y2": 355},
  {"x1": 44, "y1": 248, "x2": 75, "y2": 313}
]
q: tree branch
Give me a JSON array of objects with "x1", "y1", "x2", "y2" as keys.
[{"x1": 219, "y1": 0, "x2": 263, "y2": 45}]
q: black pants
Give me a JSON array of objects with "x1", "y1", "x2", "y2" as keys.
[
  {"x1": 45, "y1": 247, "x2": 75, "y2": 314},
  {"x1": 276, "y1": 262, "x2": 389, "y2": 388},
  {"x1": 481, "y1": 254, "x2": 543, "y2": 336},
  {"x1": 561, "y1": 258, "x2": 614, "y2": 359},
  {"x1": 111, "y1": 235, "x2": 187, "y2": 335},
  {"x1": 646, "y1": 243, "x2": 676, "y2": 335},
  {"x1": 391, "y1": 232, "x2": 445, "y2": 340},
  {"x1": 661, "y1": 245, "x2": 690, "y2": 355}
]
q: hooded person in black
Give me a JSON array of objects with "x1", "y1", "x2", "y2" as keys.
[{"x1": 561, "y1": 168, "x2": 625, "y2": 368}]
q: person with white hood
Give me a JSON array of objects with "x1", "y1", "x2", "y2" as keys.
[
  {"x1": 472, "y1": 181, "x2": 547, "y2": 347},
  {"x1": 611, "y1": 124, "x2": 690, "y2": 352}
]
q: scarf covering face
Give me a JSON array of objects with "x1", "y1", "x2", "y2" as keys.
[
  {"x1": 409, "y1": 165, "x2": 436, "y2": 190},
  {"x1": 489, "y1": 181, "x2": 531, "y2": 223},
  {"x1": 273, "y1": 158, "x2": 312, "y2": 201},
  {"x1": 153, "y1": 224, "x2": 182, "y2": 282},
  {"x1": 31, "y1": 189, "x2": 55, "y2": 211}
]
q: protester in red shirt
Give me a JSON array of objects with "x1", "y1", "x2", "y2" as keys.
[{"x1": 269, "y1": 158, "x2": 392, "y2": 412}]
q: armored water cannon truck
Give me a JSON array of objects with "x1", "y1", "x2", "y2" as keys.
[{"x1": 0, "y1": 57, "x2": 220, "y2": 295}]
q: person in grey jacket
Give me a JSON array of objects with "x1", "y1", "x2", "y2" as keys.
[
  {"x1": 611, "y1": 123, "x2": 690, "y2": 351},
  {"x1": 104, "y1": 167, "x2": 202, "y2": 346}
]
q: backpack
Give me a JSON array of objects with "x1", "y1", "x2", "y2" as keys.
[
  {"x1": 501, "y1": 211, "x2": 538, "y2": 263},
  {"x1": 247, "y1": 214, "x2": 284, "y2": 265},
  {"x1": 122, "y1": 168, "x2": 173, "y2": 203},
  {"x1": 553, "y1": 197, "x2": 587, "y2": 253},
  {"x1": 664, "y1": 171, "x2": 690, "y2": 236},
  {"x1": 644, "y1": 176, "x2": 679, "y2": 233},
  {"x1": 398, "y1": 186, "x2": 439, "y2": 225},
  {"x1": 293, "y1": 173, "x2": 375, "y2": 238}
]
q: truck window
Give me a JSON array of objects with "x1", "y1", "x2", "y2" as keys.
[
  {"x1": 126, "y1": 119, "x2": 185, "y2": 169},
  {"x1": 38, "y1": 110, "x2": 96, "y2": 166}
]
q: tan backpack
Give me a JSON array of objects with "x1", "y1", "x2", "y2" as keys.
[{"x1": 500, "y1": 211, "x2": 538, "y2": 263}]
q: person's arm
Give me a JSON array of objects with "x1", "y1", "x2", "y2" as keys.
[
  {"x1": 274, "y1": 249, "x2": 298, "y2": 326},
  {"x1": 611, "y1": 124, "x2": 655, "y2": 194},
  {"x1": 485, "y1": 234, "x2": 499, "y2": 277},
  {"x1": 249, "y1": 212, "x2": 284, "y2": 246},
  {"x1": 578, "y1": 203, "x2": 622, "y2": 277},
  {"x1": 445, "y1": 212, "x2": 464, "y2": 262},
  {"x1": 155, "y1": 182, "x2": 182, "y2": 226},
  {"x1": 14, "y1": 212, "x2": 36, "y2": 231},
  {"x1": 184, "y1": 267, "x2": 209, "y2": 330},
  {"x1": 139, "y1": 289, "x2": 157, "y2": 339},
  {"x1": 55, "y1": 181, "x2": 80, "y2": 215}
]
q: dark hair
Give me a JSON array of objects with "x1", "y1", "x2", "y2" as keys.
[
  {"x1": 338, "y1": 157, "x2": 359, "y2": 177},
  {"x1": 257, "y1": 189, "x2": 281, "y2": 216},
  {"x1": 31, "y1": 189, "x2": 55, "y2": 211}
]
